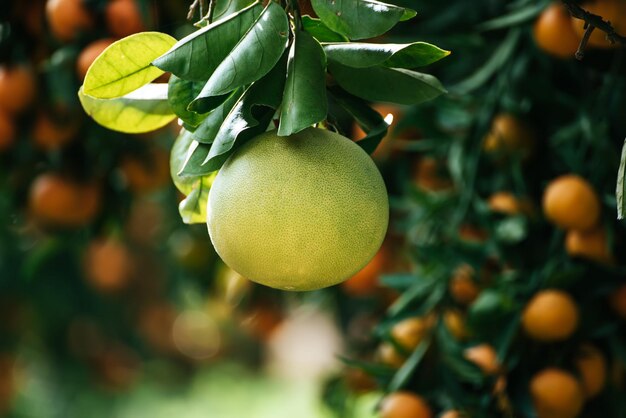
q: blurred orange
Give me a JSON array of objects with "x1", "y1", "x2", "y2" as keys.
[
  {"x1": 380, "y1": 391, "x2": 433, "y2": 418},
  {"x1": 533, "y1": 3, "x2": 581, "y2": 58},
  {"x1": 137, "y1": 303, "x2": 177, "y2": 354},
  {"x1": 575, "y1": 344, "x2": 607, "y2": 398},
  {"x1": 0, "y1": 65, "x2": 35, "y2": 114},
  {"x1": 342, "y1": 243, "x2": 388, "y2": 296},
  {"x1": 522, "y1": 290, "x2": 579, "y2": 342},
  {"x1": 106, "y1": 0, "x2": 146, "y2": 37},
  {"x1": 32, "y1": 111, "x2": 78, "y2": 151},
  {"x1": 29, "y1": 173, "x2": 101, "y2": 227},
  {"x1": 344, "y1": 367, "x2": 377, "y2": 394},
  {"x1": 543, "y1": 174, "x2": 600, "y2": 231},
  {"x1": 464, "y1": 344, "x2": 500, "y2": 375},
  {"x1": 483, "y1": 113, "x2": 535, "y2": 158},
  {"x1": 240, "y1": 305, "x2": 283, "y2": 341},
  {"x1": 444, "y1": 310, "x2": 470, "y2": 340},
  {"x1": 76, "y1": 39, "x2": 115, "y2": 81},
  {"x1": 413, "y1": 157, "x2": 453, "y2": 192},
  {"x1": 449, "y1": 264, "x2": 480, "y2": 306},
  {"x1": 530, "y1": 368, "x2": 584, "y2": 418},
  {"x1": 0, "y1": 110, "x2": 15, "y2": 152},
  {"x1": 120, "y1": 148, "x2": 171, "y2": 193},
  {"x1": 572, "y1": 0, "x2": 626, "y2": 48},
  {"x1": 45, "y1": 0, "x2": 94, "y2": 42},
  {"x1": 488, "y1": 192, "x2": 533, "y2": 216},
  {"x1": 352, "y1": 103, "x2": 407, "y2": 159},
  {"x1": 609, "y1": 284, "x2": 626, "y2": 319},
  {"x1": 84, "y1": 237, "x2": 135, "y2": 293},
  {"x1": 91, "y1": 342, "x2": 141, "y2": 391},
  {"x1": 565, "y1": 227, "x2": 613, "y2": 264}
]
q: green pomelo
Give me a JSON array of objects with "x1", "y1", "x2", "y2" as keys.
[{"x1": 207, "y1": 128, "x2": 389, "y2": 291}]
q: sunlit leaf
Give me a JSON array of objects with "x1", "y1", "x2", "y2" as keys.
[
  {"x1": 152, "y1": 2, "x2": 264, "y2": 81},
  {"x1": 78, "y1": 84, "x2": 176, "y2": 133},
  {"x1": 311, "y1": 0, "x2": 415, "y2": 40},
  {"x1": 171, "y1": 129, "x2": 202, "y2": 195},
  {"x1": 278, "y1": 30, "x2": 327, "y2": 136},
  {"x1": 179, "y1": 175, "x2": 215, "y2": 224},
  {"x1": 83, "y1": 32, "x2": 176, "y2": 99},
  {"x1": 324, "y1": 42, "x2": 450, "y2": 69}
]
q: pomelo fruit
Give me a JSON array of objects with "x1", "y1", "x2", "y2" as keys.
[{"x1": 207, "y1": 128, "x2": 389, "y2": 291}]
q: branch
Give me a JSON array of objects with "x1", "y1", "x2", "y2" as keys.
[{"x1": 561, "y1": 0, "x2": 626, "y2": 59}]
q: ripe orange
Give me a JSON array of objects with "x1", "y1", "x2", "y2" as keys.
[
  {"x1": 440, "y1": 411, "x2": 461, "y2": 418},
  {"x1": 488, "y1": 192, "x2": 532, "y2": 216},
  {"x1": 84, "y1": 237, "x2": 134, "y2": 293},
  {"x1": 483, "y1": 113, "x2": 534, "y2": 158},
  {"x1": 32, "y1": 112, "x2": 78, "y2": 151},
  {"x1": 29, "y1": 173, "x2": 101, "y2": 227},
  {"x1": 522, "y1": 290, "x2": 579, "y2": 342},
  {"x1": 0, "y1": 65, "x2": 35, "y2": 114},
  {"x1": 240, "y1": 305, "x2": 283, "y2": 341},
  {"x1": 449, "y1": 264, "x2": 479, "y2": 305},
  {"x1": 207, "y1": 128, "x2": 388, "y2": 291},
  {"x1": 76, "y1": 39, "x2": 115, "y2": 81},
  {"x1": 444, "y1": 309, "x2": 470, "y2": 341},
  {"x1": 464, "y1": 344, "x2": 500, "y2": 375},
  {"x1": 45, "y1": 0, "x2": 94, "y2": 42},
  {"x1": 533, "y1": 3, "x2": 581, "y2": 58},
  {"x1": 378, "y1": 342, "x2": 407, "y2": 369},
  {"x1": 457, "y1": 224, "x2": 489, "y2": 244},
  {"x1": 575, "y1": 344, "x2": 607, "y2": 398},
  {"x1": 530, "y1": 368, "x2": 584, "y2": 418},
  {"x1": 572, "y1": 0, "x2": 626, "y2": 48},
  {"x1": 120, "y1": 148, "x2": 171, "y2": 193},
  {"x1": 380, "y1": 392, "x2": 433, "y2": 418},
  {"x1": 342, "y1": 242, "x2": 389, "y2": 296},
  {"x1": 344, "y1": 368, "x2": 377, "y2": 393},
  {"x1": 413, "y1": 157, "x2": 453, "y2": 192},
  {"x1": 565, "y1": 227, "x2": 612, "y2": 264},
  {"x1": 609, "y1": 284, "x2": 626, "y2": 319},
  {"x1": 0, "y1": 111, "x2": 15, "y2": 152},
  {"x1": 391, "y1": 316, "x2": 431, "y2": 351},
  {"x1": 105, "y1": 0, "x2": 146, "y2": 38},
  {"x1": 542, "y1": 174, "x2": 600, "y2": 231}
]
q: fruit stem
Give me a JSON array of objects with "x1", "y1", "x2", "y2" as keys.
[{"x1": 576, "y1": 24, "x2": 595, "y2": 60}]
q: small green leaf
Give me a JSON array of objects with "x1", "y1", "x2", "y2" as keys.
[
  {"x1": 192, "y1": 89, "x2": 244, "y2": 144},
  {"x1": 324, "y1": 42, "x2": 450, "y2": 69},
  {"x1": 278, "y1": 30, "x2": 327, "y2": 136},
  {"x1": 388, "y1": 338, "x2": 430, "y2": 392},
  {"x1": 171, "y1": 129, "x2": 202, "y2": 195},
  {"x1": 78, "y1": 84, "x2": 176, "y2": 134},
  {"x1": 168, "y1": 75, "x2": 208, "y2": 127},
  {"x1": 302, "y1": 16, "x2": 348, "y2": 42},
  {"x1": 83, "y1": 32, "x2": 176, "y2": 99},
  {"x1": 152, "y1": 2, "x2": 264, "y2": 81},
  {"x1": 194, "y1": 2, "x2": 289, "y2": 99},
  {"x1": 311, "y1": 0, "x2": 414, "y2": 40},
  {"x1": 179, "y1": 175, "x2": 215, "y2": 224},
  {"x1": 180, "y1": 139, "x2": 213, "y2": 177},
  {"x1": 617, "y1": 139, "x2": 626, "y2": 220},
  {"x1": 329, "y1": 62, "x2": 446, "y2": 105}
]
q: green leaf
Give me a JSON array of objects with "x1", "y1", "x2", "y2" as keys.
[
  {"x1": 192, "y1": 88, "x2": 244, "y2": 144},
  {"x1": 180, "y1": 139, "x2": 213, "y2": 177},
  {"x1": 388, "y1": 338, "x2": 431, "y2": 392},
  {"x1": 324, "y1": 42, "x2": 450, "y2": 69},
  {"x1": 78, "y1": 84, "x2": 176, "y2": 134},
  {"x1": 171, "y1": 129, "x2": 202, "y2": 195},
  {"x1": 152, "y1": 2, "x2": 264, "y2": 81},
  {"x1": 193, "y1": 2, "x2": 289, "y2": 100},
  {"x1": 179, "y1": 175, "x2": 215, "y2": 224},
  {"x1": 617, "y1": 138, "x2": 626, "y2": 220},
  {"x1": 311, "y1": 0, "x2": 415, "y2": 40},
  {"x1": 477, "y1": 2, "x2": 545, "y2": 32},
  {"x1": 83, "y1": 32, "x2": 176, "y2": 99},
  {"x1": 213, "y1": 0, "x2": 256, "y2": 21},
  {"x1": 327, "y1": 86, "x2": 388, "y2": 155},
  {"x1": 302, "y1": 16, "x2": 348, "y2": 42},
  {"x1": 329, "y1": 62, "x2": 446, "y2": 105},
  {"x1": 278, "y1": 30, "x2": 327, "y2": 136},
  {"x1": 168, "y1": 75, "x2": 208, "y2": 128}
]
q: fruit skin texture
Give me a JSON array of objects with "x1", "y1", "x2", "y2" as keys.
[
  {"x1": 530, "y1": 368, "x2": 584, "y2": 418},
  {"x1": 575, "y1": 344, "x2": 607, "y2": 398},
  {"x1": 105, "y1": 0, "x2": 145, "y2": 38},
  {"x1": 77, "y1": 39, "x2": 115, "y2": 81},
  {"x1": 542, "y1": 174, "x2": 600, "y2": 231},
  {"x1": 534, "y1": 3, "x2": 581, "y2": 58},
  {"x1": 0, "y1": 66, "x2": 35, "y2": 114},
  {"x1": 565, "y1": 227, "x2": 612, "y2": 264},
  {"x1": 572, "y1": 0, "x2": 626, "y2": 48},
  {"x1": 45, "y1": 0, "x2": 94, "y2": 42},
  {"x1": 380, "y1": 392, "x2": 433, "y2": 418},
  {"x1": 207, "y1": 128, "x2": 389, "y2": 291},
  {"x1": 522, "y1": 290, "x2": 579, "y2": 342}
]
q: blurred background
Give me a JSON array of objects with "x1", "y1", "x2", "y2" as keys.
[{"x1": 2, "y1": 0, "x2": 626, "y2": 417}]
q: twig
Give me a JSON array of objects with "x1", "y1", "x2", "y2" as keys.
[
  {"x1": 202, "y1": 0, "x2": 217, "y2": 24},
  {"x1": 561, "y1": 0, "x2": 626, "y2": 59},
  {"x1": 187, "y1": 0, "x2": 207, "y2": 21}
]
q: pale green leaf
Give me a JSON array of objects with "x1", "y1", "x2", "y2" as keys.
[{"x1": 179, "y1": 175, "x2": 215, "y2": 224}]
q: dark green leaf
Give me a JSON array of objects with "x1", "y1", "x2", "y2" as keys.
[
  {"x1": 477, "y1": 3, "x2": 545, "y2": 32},
  {"x1": 152, "y1": 2, "x2": 264, "y2": 81},
  {"x1": 302, "y1": 16, "x2": 348, "y2": 42},
  {"x1": 213, "y1": 0, "x2": 256, "y2": 20},
  {"x1": 192, "y1": 88, "x2": 244, "y2": 144},
  {"x1": 180, "y1": 139, "x2": 213, "y2": 177},
  {"x1": 311, "y1": 0, "x2": 415, "y2": 40},
  {"x1": 329, "y1": 62, "x2": 446, "y2": 105},
  {"x1": 194, "y1": 2, "x2": 289, "y2": 99},
  {"x1": 388, "y1": 338, "x2": 430, "y2": 392},
  {"x1": 168, "y1": 75, "x2": 208, "y2": 127},
  {"x1": 324, "y1": 42, "x2": 450, "y2": 69},
  {"x1": 278, "y1": 30, "x2": 327, "y2": 136}
]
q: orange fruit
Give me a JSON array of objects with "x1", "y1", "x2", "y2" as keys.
[
  {"x1": 76, "y1": 39, "x2": 115, "y2": 81},
  {"x1": 530, "y1": 368, "x2": 584, "y2": 418},
  {"x1": 91, "y1": 343, "x2": 140, "y2": 391},
  {"x1": 542, "y1": 174, "x2": 600, "y2": 231},
  {"x1": 32, "y1": 112, "x2": 78, "y2": 151},
  {"x1": 413, "y1": 157, "x2": 453, "y2": 192},
  {"x1": 391, "y1": 316, "x2": 431, "y2": 351},
  {"x1": 483, "y1": 113, "x2": 534, "y2": 158},
  {"x1": 380, "y1": 392, "x2": 433, "y2": 418},
  {"x1": 29, "y1": 173, "x2": 101, "y2": 227},
  {"x1": 449, "y1": 264, "x2": 479, "y2": 305},
  {"x1": 610, "y1": 284, "x2": 626, "y2": 319},
  {"x1": 105, "y1": 0, "x2": 146, "y2": 38},
  {"x1": 0, "y1": 110, "x2": 15, "y2": 152},
  {"x1": 344, "y1": 367, "x2": 377, "y2": 393},
  {"x1": 0, "y1": 65, "x2": 35, "y2": 114},
  {"x1": 457, "y1": 224, "x2": 489, "y2": 244},
  {"x1": 120, "y1": 148, "x2": 171, "y2": 193},
  {"x1": 45, "y1": 0, "x2": 94, "y2": 42},
  {"x1": 534, "y1": 3, "x2": 581, "y2": 58},
  {"x1": 352, "y1": 103, "x2": 405, "y2": 160},
  {"x1": 522, "y1": 290, "x2": 579, "y2": 342},
  {"x1": 565, "y1": 227, "x2": 612, "y2": 264},
  {"x1": 488, "y1": 192, "x2": 532, "y2": 216},
  {"x1": 572, "y1": 0, "x2": 626, "y2": 48},
  {"x1": 444, "y1": 310, "x2": 470, "y2": 341},
  {"x1": 378, "y1": 342, "x2": 407, "y2": 369},
  {"x1": 440, "y1": 411, "x2": 461, "y2": 418},
  {"x1": 575, "y1": 344, "x2": 607, "y2": 398},
  {"x1": 84, "y1": 237, "x2": 134, "y2": 293},
  {"x1": 464, "y1": 344, "x2": 500, "y2": 375},
  {"x1": 137, "y1": 303, "x2": 177, "y2": 354},
  {"x1": 342, "y1": 242, "x2": 388, "y2": 296},
  {"x1": 240, "y1": 305, "x2": 283, "y2": 341}
]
